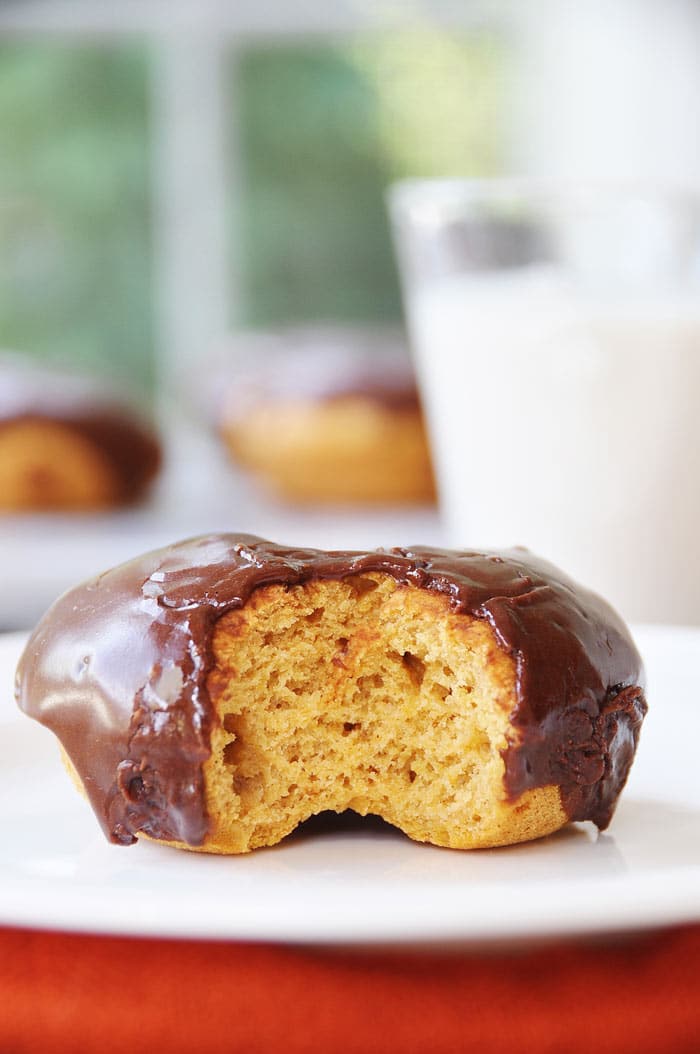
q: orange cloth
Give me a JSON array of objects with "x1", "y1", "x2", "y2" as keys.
[{"x1": 1, "y1": 924, "x2": 699, "y2": 1053}]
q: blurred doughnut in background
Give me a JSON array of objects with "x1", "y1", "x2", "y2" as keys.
[
  {"x1": 0, "y1": 353, "x2": 161, "y2": 512},
  {"x1": 206, "y1": 327, "x2": 436, "y2": 506}
]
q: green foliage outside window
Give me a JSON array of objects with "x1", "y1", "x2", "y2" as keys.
[
  {"x1": 235, "y1": 29, "x2": 505, "y2": 328},
  {"x1": 0, "y1": 30, "x2": 505, "y2": 385},
  {"x1": 0, "y1": 42, "x2": 153, "y2": 387}
]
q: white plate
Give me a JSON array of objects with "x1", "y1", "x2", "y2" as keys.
[{"x1": 2, "y1": 626, "x2": 699, "y2": 945}]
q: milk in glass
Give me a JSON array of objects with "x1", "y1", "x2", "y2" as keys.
[{"x1": 408, "y1": 268, "x2": 700, "y2": 622}]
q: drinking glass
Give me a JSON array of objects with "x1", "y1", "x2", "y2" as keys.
[{"x1": 390, "y1": 180, "x2": 700, "y2": 623}]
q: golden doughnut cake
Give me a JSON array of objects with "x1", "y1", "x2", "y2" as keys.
[
  {"x1": 216, "y1": 334, "x2": 435, "y2": 505},
  {"x1": 16, "y1": 535, "x2": 647, "y2": 853},
  {"x1": 0, "y1": 355, "x2": 160, "y2": 511}
]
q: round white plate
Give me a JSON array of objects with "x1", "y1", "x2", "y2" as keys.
[{"x1": 2, "y1": 626, "x2": 699, "y2": 945}]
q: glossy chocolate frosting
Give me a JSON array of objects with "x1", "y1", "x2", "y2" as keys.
[
  {"x1": 0, "y1": 356, "x2": 161, "y2": 502},
  {"x1": 15, "y1": 535, "x2": 647, "y2": 846}
]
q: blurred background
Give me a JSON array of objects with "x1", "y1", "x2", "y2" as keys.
[
  {"x1": 1, "y1": 0, "x2": 699, "y2": 628},
  {"x1": 0, "y1": 1, "x2": 510, "y2": 392}
]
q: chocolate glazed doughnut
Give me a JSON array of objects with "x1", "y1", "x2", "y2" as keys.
[
  {"x1": 16, "y1": 536, "x2": 647, "y2": 852},
  {"x1": 215, "y1": 338, "x2": 436, "y2": 505},
  {"x1": 0, "y1": 357, "x2": 160, "y2": 510}
]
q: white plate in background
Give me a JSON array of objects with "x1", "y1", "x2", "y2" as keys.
[{"x1": 1, "y1": 626, "x2": 699, "y2": 944}]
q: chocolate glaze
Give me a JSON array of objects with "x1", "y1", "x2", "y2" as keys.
[
  {"x1": 214, "y1": 338, "x2": 424, "y2": 426},
  {"x1": 243, "y1": 350, "x2": 422, "y2": 410},
  {"x1": 15, "y1": 535, "x2": 647, "y2": 846},
  {"x1": 0, "y1": 356, "x2": 161, "y2": 502}
]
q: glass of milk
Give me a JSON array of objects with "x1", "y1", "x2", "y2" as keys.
[{"x1": 389, "y1": 180, "x2": 700, "y2": 623}]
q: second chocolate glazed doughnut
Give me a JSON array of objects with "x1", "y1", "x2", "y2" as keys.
[
  {"x1": 15, "y1": 535, "x2": 647, "y2": 852},
  {"x1": 0, "y1": 355, "x2": 160, "y2": 510}
]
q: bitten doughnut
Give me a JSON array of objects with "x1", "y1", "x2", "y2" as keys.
[
  {"x1": 215, "y1": 333, "x2": 436, "y2": 505},
  {"x1": 16, "y1": 535, "x2": 647, "y2": 853},
  {"x1": 0, "y1": 355, "x2": 160, "y2": 511}
]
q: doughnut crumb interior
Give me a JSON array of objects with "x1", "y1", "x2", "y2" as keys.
[{"x1": 202, "y1": 574, "x2": 564, "y2": 853}]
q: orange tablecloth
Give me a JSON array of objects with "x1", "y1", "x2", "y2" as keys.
[{"x1": 1, "y1": 924, "x2": 699, "y2": 1053}]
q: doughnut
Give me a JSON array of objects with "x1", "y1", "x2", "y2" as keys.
[
  {"x1": 214, "y1": 332, "x2": 436, "y2": 505},
  {"x1": 16, "y1": 535, "x2": 647, "y2": 853},
  {"x1": 0, "y1": 355, "x2": 161, "y2": 511}
]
